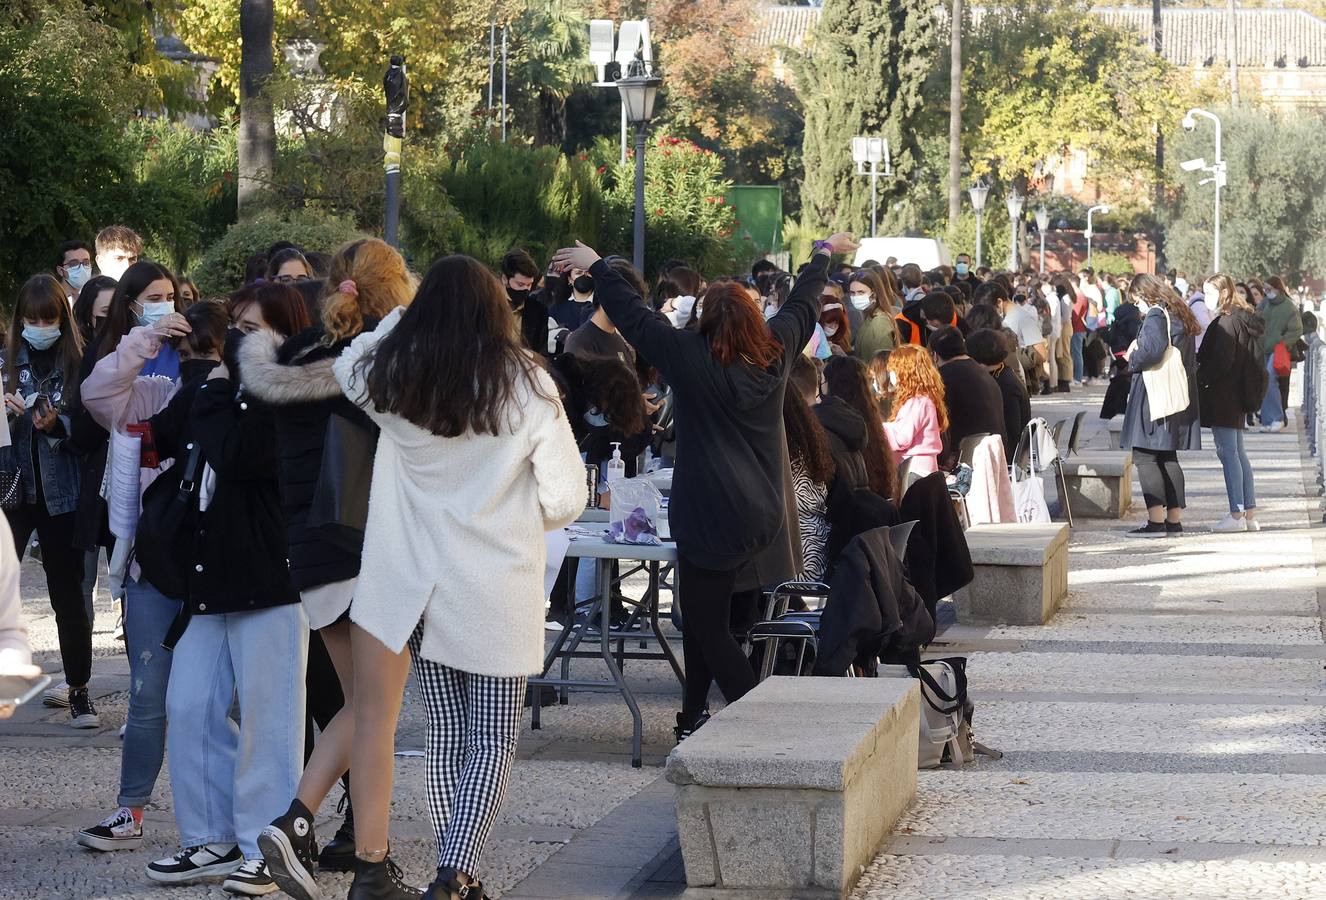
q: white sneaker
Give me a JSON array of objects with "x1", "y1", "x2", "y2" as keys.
[
  {"x1": 1263, "y1": 421, "x2": 1287, "y2": 433},
  {"x1": 147, "y1": 843, "x2": 243, "y2": 884},
  {"x1": 222, "y1": 859, "x2": 280, "y2": 896},
  {"x1": 1245, "y1": 517, "x2": 1261, "y2": 532},
  {"x1": 76, "y1": 807, "x2": 143, "y2": 851},
  {"x1": 42, "y1": 680, "x2": 69, "y2": 709},
  {"x1": 1211, "y1": 515, "x2": 1246, "y2": 533}
]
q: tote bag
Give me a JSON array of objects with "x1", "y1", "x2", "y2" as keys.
[{"x1": 1141, "y1": 307, "x2": 1190, "y2": 421}]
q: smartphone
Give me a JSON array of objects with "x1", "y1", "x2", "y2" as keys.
[
  {"x1": 0, "y1": 672, "x2": 52, "y2": 708},
  {"x1": 125, "y1": 422, "x2": 160, "y2": 469},
  {"x1": 34, "y1": 394, "x2": 51, "y2": 418}
]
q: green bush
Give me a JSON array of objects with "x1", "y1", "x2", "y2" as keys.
[
  {"x1": 191, "y1": 210, "x2": 366, "y2": 296},
  {"x1": 594, "y1": 133, "x2": 740, "y2": 278},
  {"x1": 403, "y1": 136, "x2": 598, "y2": 271},
  {"x1": 1088, "y1": 250, "x2": 1135, "y2": 277},
  {"x1": 944, "y1": 209, "x2": 1009, "y2": 271}
]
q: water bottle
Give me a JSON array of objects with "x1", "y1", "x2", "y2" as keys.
[{"x1": 606, "y1": 442, "x2": 626, "y2": 488}]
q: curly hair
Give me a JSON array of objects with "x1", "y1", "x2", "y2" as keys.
[
  {"x1": 886, "y1": 345, "x2": 949, "y2": 432},
  {"x1": 320, "y1": 238, "x2": 415, "y2": 344},
  {"x1": 555, "y1": 352, "x2": 648, "y2": 437},
  {"x1": 824, "y1": 355, "x2": 897, "y2": 501},
  {"x1": 783, "y1": 387, "x2": 835, "y2": 484}
]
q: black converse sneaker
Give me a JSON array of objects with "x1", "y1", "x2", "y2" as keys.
[
  {"x1": 223, "y1": 859, "x2": 280, "y2": 896},
  {"x1": 146, "y1": 843, "x2": 243, "y2": 884},
  {"x1": 258, "y1": 799, "x2": 321, "y2": 900},
  {"x1": 76, "y1": 806, "x2": 143, "y2": 851},
  {"x1": 69, "y1": 687, "x2": 100, "y2": 729},
  {"x1": 348, "y1": 854, "x2": 423, "y2": 899}
]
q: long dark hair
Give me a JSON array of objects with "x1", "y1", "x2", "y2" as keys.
[
  {"x1": 824, "y1": 355, "x2": 897, "y2": 501},
  {"x1": 554, "y1": 352, "x2": 647, "y2": 437},
  {"x1": 5, "y1": 275, "x2": 84, "y2": 396},
  {"x1": 783, "y1": 386, "x2": 835, "y2": 484},
  {"x1": 1129, "y1": 273, "x2": 1201, "y2": 336},
  {"x1": 229, "y1": 283, "x2": 313, "y2": 338},
  {"x1": 94, "y1": 261, "x2": 180, "y2": 361},
  {"x1": 72, "y1": 275, "x2": 118, "y2": 346},
  {"x1": 356, "y1": 255, "x2": 557, "y2": 437}
]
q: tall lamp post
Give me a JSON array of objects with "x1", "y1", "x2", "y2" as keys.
[
  {"x1": 590, "y1": 19, "x2": 650, "y2": 165},
  {"x1": 382, "y1": 56, "x2": 407, "y2": 248},
  {"x1": 852, "y1": 136, "x2": 892, "y2": 238},
  {"x1": 1181, "y1": 107, "x2": 1225, "y2": 272},
  {"x1": 968, "y1": 181, "x2": 989, "y2": 268},
  {"x1": 617, "y1": 57, "x2": 662, "y2": 272},
  {"x1": 1035, "y1": 205, "x2": 1050, "y2": 274},
  {"x1": 1006, "y1": 191, "x2": 1024, "y2": 272},
  {"x1": 1085, "y1": 204, "x2": 1110, "y2": 269}
]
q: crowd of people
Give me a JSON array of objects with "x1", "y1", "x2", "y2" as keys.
[{"x1": 0, "y1": 221, "x2": 1313, "y2": 897}]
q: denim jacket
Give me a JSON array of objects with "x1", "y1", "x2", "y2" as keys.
[{"x1": 1, "y1": 342, "x2": 81, "y2": 516}]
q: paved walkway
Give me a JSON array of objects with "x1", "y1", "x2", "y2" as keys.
[{"x1": 6, "y1": 383, "x2": 1326, "y2": 899}]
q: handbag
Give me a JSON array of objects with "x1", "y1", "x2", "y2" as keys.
[
  {"x1": 0, "y1": 465, "x2": 18, "y2": 511},
  {"x1": 135, "y1": 441, "x2": 203, "y2": 600},
  {"x1": 306, "y1": 413, "x2": 379, "y2": 554},
  {"x1": 1273, "y1": 341, "x2": 1292, "y2": 377},
  {"x1": 1141, "y1": 307, "x2": 1190, "y2": 421},
  {"x1": 1010, "y1": 419, "x2": 1052, "y2": 524}
]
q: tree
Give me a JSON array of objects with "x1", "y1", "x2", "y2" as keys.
[
  {"x1": 237, "y1": 0, "x2": 276, "y2": 217},
  {"x1": 1164, "y1": 106, "x2": 1326, "y2": 281},
  {"x1": 796, "y1": 0, "x2": 937, "y2": 236}
]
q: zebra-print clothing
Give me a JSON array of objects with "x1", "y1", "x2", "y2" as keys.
[{"x1": 791, "y1": 456, "x2": 831, "y2": 582}]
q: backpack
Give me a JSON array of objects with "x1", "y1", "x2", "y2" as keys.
[
  {"x1": 1237, "y1": 324, "x2": 1270, "y2": 415},
  {"x1": 881, "y1": 656, "x2": 1001, "y2": 769}
]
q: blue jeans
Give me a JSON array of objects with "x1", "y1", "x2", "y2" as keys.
[
  {"x1": 1260, "y1": 354, "x2": 1284, "y2": 426},
  {"x1": 1070, "y1": 332, "x2": 1086, "y2": 381},
  {"x1": 1211, "y1": 426, "x2": 1257, "y2": 513},
  {"x1": 166, "y1": 603, "x2": 308, "y2": 858},
  {"x1": 119, "y1": 578, "x2": 181, "y2": 808}
]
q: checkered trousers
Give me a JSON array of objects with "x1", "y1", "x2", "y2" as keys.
[{"x1": 409, "y1": 630, "x2": 526, "y2": 876}]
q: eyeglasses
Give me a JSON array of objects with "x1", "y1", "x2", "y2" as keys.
[{"x1": 273, "y1": 274, "x2": 310, "y2": 284}]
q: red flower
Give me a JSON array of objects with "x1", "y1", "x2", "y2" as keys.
[
  {"x1": 579, "y1": 154, "x2": 588, "y2": 160},
  {"x1": 596, "y1": 165, "x2": 606, "y2": 174},
  {"x1": 717, "y1": 197, "x2": 725, "y2": 205},
  {"x1": 655, "y1": 208, "x2": 664, "y2": 215}
]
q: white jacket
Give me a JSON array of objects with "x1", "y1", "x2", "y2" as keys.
[{"x1": 333, "y1": 308, "x2": 587, "y2": 676}]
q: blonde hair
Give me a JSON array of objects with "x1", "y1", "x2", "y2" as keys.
[
  {"x1": 320, "y1": 238, "x2": 415, "y2": 344},
  {"x1": 886, "y1": 345, "x2": 949, "y2": 432},
  {"x1": 1207, "y1": 273, "x2": 1248, "y2": 315}
]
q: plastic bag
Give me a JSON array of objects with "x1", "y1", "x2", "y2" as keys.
[{"x1": 606, "y1": 476, "x2": 663, "y2": 546}]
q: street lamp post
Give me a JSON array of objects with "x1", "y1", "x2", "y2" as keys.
[
  {"x1": 1181, "y1": 107, "x2": 1225, "y2": 272},
  {"x1": 968, "y1": 182, "x2": 990, "y2": 269},
  {"x1": 1035, "y1": 205, "x2": 1050, "y2": 274},
  {"x1": 590, "y1": 19, "x2": 651, "y2": 165},
  {"x1": 382, "y1": 56, "x2": 407, "y2": 249},
  {"x1": 852, "y1": 137, "x2": 892, "y2": 238},
  {"x1": 617, "y1": 56, "x2": 661, "y2": 272},
  {"x1": 1006, "y1": 191, "x2": 1024, "y2": 272},
  {"x1": 1085, "y1": 204, "x2": 1110, "y2": 269}
]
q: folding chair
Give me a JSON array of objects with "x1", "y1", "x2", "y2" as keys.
[
  {"x1": 951, "y1": 433, "x2": 990, "y2": 529},
  {"x1": 1047, "y1": 419, "x2": 1074, "y2": 527},
  {"x1": 1066, "y1": 411, "x2": 1086, "y2": 457}
]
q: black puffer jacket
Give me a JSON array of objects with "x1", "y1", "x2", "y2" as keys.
[
  {"x1": 813, "y1": 396, "x2": 869, "y2": 492},
  {"x1": 240, "y1": 324, "x2": 375, "y2": 591}
]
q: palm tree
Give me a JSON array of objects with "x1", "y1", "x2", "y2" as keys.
[
  {"x1": 238, "y1": 0, "x2": 276, "y2": 217},
  {"x1": 514, "y1": 0, "x2": 590, "y2": 147}
]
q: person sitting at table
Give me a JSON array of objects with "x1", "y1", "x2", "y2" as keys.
[
  {"x1": 330, "y1": 255, "x2": 586, "y2": 899},
  {"x1": 553, "y1": 232, "x2": 856, "y2": 741}
]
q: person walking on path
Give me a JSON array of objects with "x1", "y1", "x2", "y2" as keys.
[
  {"x1": 1256, "y1": 275, "x2": 1303, "y2": 433},
  {"x1": 552, "y1": 232, "x2": 858, "y2": 741},
  {"x1": 1197, "y1": 274, "x2": 1266, "y2": 533},
  {"x1": 331, "y1": 256, "x2": 585, "y2": 900},
  {"x1": 1121, "y1": 274, "x2": 1203, "y2": 537}
]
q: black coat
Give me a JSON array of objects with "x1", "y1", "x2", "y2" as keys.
[
  {"x1": 814, "y1": 525, "x2": 934, "y2": 676},
  {"x1": 813, "y1": 396, "x2": 869, "y2": 492},
  {"x1": 899, "y1": 471, "x2": 974, "y2": 617},
  {"x1": 591, "y1": 253, "x2": 827, "y2": 570},
  {"x1": 520, "y1": 295, "x2": 551, "y2": 357},
  {"x1": 992, "y1": 362, "x2": 1031, "y2": 460},
  {"x1": 239, "y1": 324, "x2": 374, "y2": 591},
  {"x1": 65, "y1": 351, "x2": 112, "y2": 552},
  {"x1": 1120, "y1": 307, "x2": 1200, "y2": 453},
  {"x1": 938, "y1": 357, "x2": 1006, "y2": 470},
  {"x1": 1110, "y1": 303, "x2": 1143, "y2": 355},
  {"x1": 1197, "y1": 309, "x2": 1266, "y2": 429}
]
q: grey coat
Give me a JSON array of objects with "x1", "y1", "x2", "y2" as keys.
[{"x1": 1120, "y1": 306, "x2": 1201, "y2": 452}]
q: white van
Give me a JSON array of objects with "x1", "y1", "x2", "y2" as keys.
[{"x1": 853, "y1": 237, "x2": 952, "y2": 270}]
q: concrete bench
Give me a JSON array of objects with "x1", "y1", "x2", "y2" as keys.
[
  {"x1": 955, "y1": 523, "x2": 1070, "y2": 625},
  {"x1": 1105, "y1": 417, "x2": 1124, "y2": 449},
  {"x1": 666, "y1": 677, "x2": 919, "y2": 899},
  {"x1": 1058, "y1": 451, "x2": 1133, "y2": 518}
]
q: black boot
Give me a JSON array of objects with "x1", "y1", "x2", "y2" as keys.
[
  {"x1": 319, "y1": 791, "x2": 355, "y2": 872},
  {"x1": 348, "y1": 854, "x2": 423, "y2": 899},
  {"x1": 423, "y1": 868, "x2": 488, "y2": 899},
  {"x1": 258, "y1": 799, "x2": 320, "y2": 900}
]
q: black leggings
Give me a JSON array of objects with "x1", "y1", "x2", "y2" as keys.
[
  {"x1": 1134, "y1": 447, "x2": 1185, "y2": 510},
  {"x1": 6, "y1": 502, "x2": 91, "y2": 687},
  {"x1": 676, "y1": 555, "x2": 759, "y2": 722}
]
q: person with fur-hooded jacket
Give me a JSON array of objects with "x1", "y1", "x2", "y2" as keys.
[{"x1": 242, "y1": 238, "x2": 424, "y2": 900}]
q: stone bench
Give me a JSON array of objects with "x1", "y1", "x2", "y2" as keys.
[
  {"x1": 1059, "y1": 451, "x2": 1133, "y2": 519},
  {"x1": 666, "y1": 677, "x2": 919, "y2": 899},
  {"x1": 955, "y1": 523, "x2": 1070, "y2": 625},
  {"x1": 1105, "y1": 417, "x2": 1124, "y2": 449}
]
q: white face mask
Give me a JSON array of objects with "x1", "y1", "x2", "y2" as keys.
[
  {"x1": 850, "y1": 293, "x2": 873, "y2": 311},
  {"x1": 823, "y1": 323, "x2": 839, "y2": 337},
  {"x1": 1203, "y1": 282, "x2": 1217, "y2": 301}
]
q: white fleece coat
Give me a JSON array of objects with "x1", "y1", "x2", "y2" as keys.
[{"x1": 333, "y1": 308, "x2": 587, "y2": 676}]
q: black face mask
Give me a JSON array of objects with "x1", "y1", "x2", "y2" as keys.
[
  {"x1": 507, "y1": 287, "x2": 529, "y2": 309},
  {"x1": 179, "y1": 358, "x2": 219, "y2": 384},
  {"x1": 573, "y1": 275, "x2": 594, "y2": 295}
]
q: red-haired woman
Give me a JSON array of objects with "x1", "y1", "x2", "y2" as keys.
[
  {"x1": 819, "y1": 298, "x2": 852, "y2": 356},
  {"x1": 553, "y1": 233, "x2": 858, "y2": 739}
]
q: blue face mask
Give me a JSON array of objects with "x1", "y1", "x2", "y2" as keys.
[
  {"x1": 136, "y1": 301, "x2": 174, "y2": 327},
  {"x1": 63, "y1": 264, "x2": 92, "y2": 292},
  {"x1": 22, "y1": 324, "x2": 61, "y2": 351},
  {"x1": 955, "y1": 262, "x2": 970, "y2": 277}
]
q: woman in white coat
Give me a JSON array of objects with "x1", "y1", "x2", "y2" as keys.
[{"x1": 335, "y1": 255, "x2": 586, "y2": 899}]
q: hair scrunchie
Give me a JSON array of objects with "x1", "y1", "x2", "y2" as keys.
[{"x1": 339, "y1": 279, "x2": 359, "y2": 298}]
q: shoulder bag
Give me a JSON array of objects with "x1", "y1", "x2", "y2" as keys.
[
  {"x1": 306, "y1": 413, "x2": 379, "y2": 554},
  {"x1": 135, "y1": 441, "x2": 203, "y2": 600},
  {"x1": 1141, "y1": 307, "x2": 1190, "y2": 421}
]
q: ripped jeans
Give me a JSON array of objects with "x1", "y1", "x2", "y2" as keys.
[{"x1": 118, "y1": 577, "x2": 181, "y2": 809}]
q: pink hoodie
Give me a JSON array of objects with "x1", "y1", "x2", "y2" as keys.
[{"x1": 882, "y1": 395, "x2": 942, "y2": 476}]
